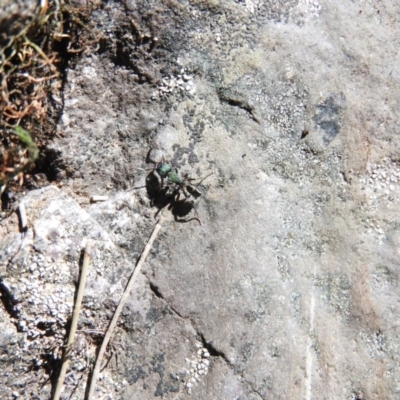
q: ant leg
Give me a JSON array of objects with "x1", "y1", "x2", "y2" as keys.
[
  {"x1": 154, "y1": 207, "x2": 162, "y2": 218},
  {"x1": 174, "y1": 214, "x2": 201, "y2": 225},
  {"x1": 175, "y1": 202, "x2": 202, "y2": 225},
  {"x1": 154, "y1": 201, "x2": 169, "y2": 219},
  {"x1": 185, "y1": 173, "x2": 212, "y2": 198},
  {"x1": 130, "y1": 185, "x2": 147, "y2": 190},
  {"x1": 195, "y1": 172, "x2": 213, "y2": 187},
  {"x1": 192, "y1": 203, "x2": 202, "y2": 225},
  {"x1": 180, "y1": 183, "x2": 190, "y2": 198},
  {"x1": 185, "y1": 172, "x2": 213, "y2": 186}
]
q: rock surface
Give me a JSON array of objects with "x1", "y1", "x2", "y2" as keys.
[{"x1": 2, "y1": 0, "x2": 400, "y2": 399}]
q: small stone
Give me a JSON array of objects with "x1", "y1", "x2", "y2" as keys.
[
  {"x1": 149, "y1": 148, "x2": 163, "y2": 163},
  {"x1": 27, "y1": 330, "x2": 39, "y2": 339},
  {"x1": 202, "y1": 349, "x2": 210, "y2": 358},
  {"x1": 18, "y1": 320, "x2": 26, "y2": 331}
]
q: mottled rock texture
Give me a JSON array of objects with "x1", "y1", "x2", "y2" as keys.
[{"x1": 2, "y1": 1, "x2": 400, "y2": 399}]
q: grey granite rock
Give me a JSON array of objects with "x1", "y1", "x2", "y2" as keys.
[{"x1": 2, "y1": 0, "x2": 400, "y2": 399}]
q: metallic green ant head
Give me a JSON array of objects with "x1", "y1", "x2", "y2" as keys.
[{"x1": 156, "y1": 162, "x2": 172, "y2": 178}]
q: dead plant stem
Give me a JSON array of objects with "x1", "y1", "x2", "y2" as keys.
[
  {"x1": 87, "y1": 215, "x2": 165, "y2": 400},
  {"x1": 53, "y1": 241, "x2": 92, "y2": 400}
]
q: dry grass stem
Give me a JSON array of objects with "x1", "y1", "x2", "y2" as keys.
[
  {"x1": 87, "y1": 215, "x2": 165, "y2": 400},
  {"x1": 53, "y1": 241, "x2": 92, "y2": 400}
]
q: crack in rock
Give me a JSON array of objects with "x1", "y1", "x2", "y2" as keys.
[
  {"x1": 217, "y1": 87, "x2": 260, "y2": 123},
  {"x1": 147, "y1": 279, "x2": 186, "y2": 321}
]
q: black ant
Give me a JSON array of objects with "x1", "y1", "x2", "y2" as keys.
[{"x1": 145, "y1": 159, "x2": 212, "y2": 225}]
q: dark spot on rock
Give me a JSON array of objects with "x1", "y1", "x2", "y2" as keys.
[
  {"x1": 183, "y1": 108, "x2": 195, "y2": 126},
  {"x1": 244, "y1": 310, "x2": 259, "y2": 323},
  {"x1": 190, "y1": 120, "x2": 205, "y2": 143},
  {"x1": 313, "y1": 93, "x2": 346, "y2": 145},
  {"x1": 155, "y1": 378, "x2": 180, "y2": 397},
  {"x1": 269, "y1": 346, "x2": 280, "y2": 358},
  {"x1": 127, "y1": 365, "x2": 146, "y2": 384},
  {"x1": 188, "y1": 152, "x2": 199, "y2": 164},
  {"x1": 240, "y1": 341, "x2": 255, "y2": 364},
  {"x1": 314, "y1": 272, "x2": 350, "y2": 315},
  {"x1": 150, "y1": 353, "x2": 165, "y2": 375},
  {"x1": 146, "y1": 307, "x2": 163, "y2": 323},
  {"x1": 148, "y1": 353, "x2": 180, "y2": 396},
  {"x1": 172, "y1": 144, "x2": 191, "y2": 165},
  {"x1": 46, "y1": 228, "x2": 59, "y2": 243},
  {"x1": 301, "y1": 129, "x2": 309, "y2": 139}
]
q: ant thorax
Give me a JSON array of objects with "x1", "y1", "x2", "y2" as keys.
[{"x1": 167, "y1": 171, "x2": 183, "y2": 184}]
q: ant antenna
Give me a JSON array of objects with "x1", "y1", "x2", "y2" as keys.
[{"x1": 195, "y1": 172, "x2": 213, "y2": 187}]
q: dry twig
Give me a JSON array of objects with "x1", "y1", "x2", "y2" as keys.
[
  {"x1": 17, "y1": 202, "x2": 27, "y2": 231},
  {"x1": 87, "y1": 215, "x2": 165, "y2": 400},
  {"x1": 53, "y1": 241, "x2": 92, "y2": 400}
]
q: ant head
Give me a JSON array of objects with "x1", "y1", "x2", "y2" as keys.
[{"x1": 157, "y1": 162, "x2": 173, "y2": 178}]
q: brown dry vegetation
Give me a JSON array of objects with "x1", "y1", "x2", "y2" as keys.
[{"x1": 0, "y1": 0, "x2": 102, "y2": 194}]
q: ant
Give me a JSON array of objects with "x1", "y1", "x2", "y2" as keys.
[{"x1": 146, "y1": 159, "x2": 212, "y2": 225}]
